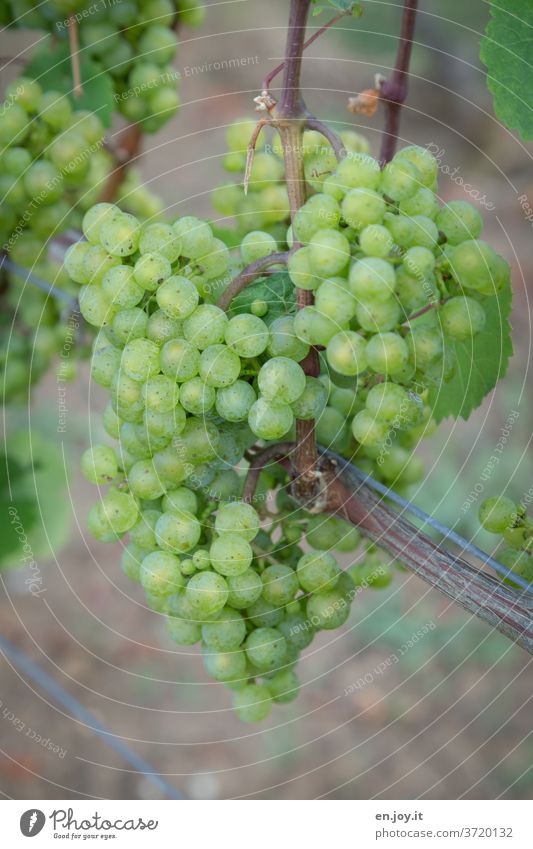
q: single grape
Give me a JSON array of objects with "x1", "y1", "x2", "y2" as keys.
[
  {"x1": 156, "y1": 275, "x2": 199, "y2": 319},
  {"x1": 365, "y1": 332, "x2": 409, "y2": 376},
  {"x1": 349, "y1": 257, "x2": 396, "y2": 303},
  {"x1": 179, "y1": 377, "x2": 216, "y2": 414},
  {"x1": 216, "y1": 380, "x2": 256, "y2": 422},
  {"x1": 186, "y1": 571, "x2": 229, "y2": 617},
  {"x1": 244, "y1": 627, "x2": 287, "y2": 671},
  {"x1": 81, "y1": 444, "x2": 118, "y2": 484},
  {"x1": 201, "y1": 607, "x2": 247, "y2": 651},
  {"x1": 248, "y1": 397, "x2": 294, "y2": 440},
  {"x1": 225, "y1": 313, "x2": 269, "y2": 358},
  {"x1": 209, "y1": 534, "x2": 253, "y2": 576},
  {"x1": 267, "y1": 669, "x2": 300, "y2": 704},
  {"x1": 290, "y1": 376, "x2": 328, "y2": 420},
  {"x1": 306, "y1": 588, "x2": 351, "y2": 630},
  {"x1": 439, "y1": 296, "x2": 486, "y2": 340},
  {"x1": 232, "y1": 684, "x2": 272, "y2": 722},
  {"x1": 215, "y1": 501, "x2": 260, "y2": 541},
  {"x1": 199, "y1": 344, "x2": 241, "y2": 388},
  {"x1": 297, "y1": 550, "x2": 339, "y2": 593},
  {"x1": 160, "y1": 338, "x2": 200, "y2": 382},
  {"x1": 479, "y1": 496, "x2": 518, "y2": 533},
  {"x1": 262, "y1": 564, "x2": 299, "y2": 606},
  {"x1": 183, "y1": 304, "x2": 228, "y2": 349},
  {"x1": 326, "y1": 330, "x2": 367, "y2": 376}
]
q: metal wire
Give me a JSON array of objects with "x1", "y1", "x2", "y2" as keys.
[
  {"x1": 0, "y1": 634, "x2": 184, "y2": 800},
  {"x1": 1, "y1": 254, "x2": 77, "y2": 305},
  {"x1": 338, "y1": 456, "x2": 533, "y2": 593}
]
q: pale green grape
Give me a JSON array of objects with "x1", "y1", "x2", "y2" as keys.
[
  {"x1": 306, "y1": 588, "x2": 351, "y2": 629},
  {"x1": 210, "y1": 533, "x2": 253, "y2": 576},
  {"x1": 232, "y1": 684, "x2": 272, "y2": 722},
  {"x1": 199, "y1": 344, "x2": 241, "y2": 388},
  {"x1": 297, "y1": 550, "x2": 339, "y2": 593},
  {"x1": 267, "y1": 316, "x2": 310, "y2": 361},
  {"x1": 141, "y1": 550, "x2": 184, "y2": 596},
  {"x1": 215, "y1": 501, "x2": 259, "y2": 541},
  {"x1": 349, "y1": 257, "x2": 396, "y2": 303},
  {"x1": 261, "y1": 564, "x2": 299, "y2": 606},
  {"x1": 258, "y1": 356, "x2": 306, "y2": 404},
  {"x1": 156, "y1": 275, "x2": 199, "y2": 319},
  {"x1": 245, "y1": 626, "x2": 287, "y2": 671},
  {"x1": 216, "y1": 380, "x2": 256, "y2": 422},
  {"x1": 179, "y1": 377, "x2": 216, "y2": 414},
  {"x1": 439, "y1": 296, "x2": 486, "y2": 340},
  {"x1": 121, "y1": 338, "x2": 160, "y2": 382},
  {"x1": 290, "y1": 376, "x2": 328, "y2": 420},
  {"x1": 248, "y1": 397, "x2": 294, "y2": 440},
  {"x1": 160, "y1": 338, "x2": 200, "y2": 382},
  {"x1": 155, "y1": 510, "x2": 201, "y2": 553},
  {"x1": 201, "y1": 607, "x2": 246, "y2": 651},
  {"x1": 225, "y1": 314, "x2": 269, "y2": 358},
  {"x1": 365, "y1": 332, "x2": 409, "y2": 376},
  {"x1": 186, "y1": 571, "x2": 229, "y2": 617},
  {"x1": 81, "y1": 444, "x2": 118, "y2": 485},
  {"x1": 326, "y1": 330, "x2": 367, "y2": 376},
  {"x1": 183, "y1": 304, "x2": 228, "y2": 349}
]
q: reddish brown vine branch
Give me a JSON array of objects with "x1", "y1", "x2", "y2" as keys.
[
  {"x1": 379, "y1": 0, "x2": 418, "y2": 164},
  {"x1": 243, "y1": 443, "x2": 295, "y2": 504},
  {"x1": 217, "y1": 251, "x2": 289, "y2": 311},
  {"x1": 304, "y1": 115, "x2": 345, "y2": 161},
  {"x1": 68, "y1": 15, "x2": 83, "y2": 98},
  {"x1": 262, "y1": 8, "x2": 352, "y2": 95},
  {"x1": 99, "y1": 124, "x2": 143, "y2": 204}
]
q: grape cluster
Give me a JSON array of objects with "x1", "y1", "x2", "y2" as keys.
[
  {"x1": 65, "y1": 200, "x2": 397, "y2": 720},
  {"x1": 0, "y1": 76, "x2": 111, "y2": 249},
  {"x1": 479, "y1": 497, "x2": 533, "y2": 587},
  {"x1": 4, "y1": 1, "x2": 205, "y2": 134},
  {"x1": 211, "y1": 119, "x2": 370, "y2": 240}
]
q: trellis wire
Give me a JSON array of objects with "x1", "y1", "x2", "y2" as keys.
[
  {"x1": 0, "y1": 254, "x2": 77, "y2": 305},
  {"x1": 0, "y1": 634, "x2": 184, "y2": 800},
  {"x1": 337, "y1": 456, "x2": 533, "y2": 593}
]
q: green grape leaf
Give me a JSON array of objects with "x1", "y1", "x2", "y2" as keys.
[
  {"x1": 312, "y1": 0, "x2": 363, "y2": 16},
  {"x1": 25, "y1": 40, "x2": 115, "y2": 127},
  {"x1": 0, "y1": 456, "x2": 40, "y2": 562},
  {"x1": 429, "y1": 286, "x2": 513, "y2": 422},
  {"x1": 480, "y1": 1, "x2": 533, "y2": 140},
  {"x1": 228, "y1": 271, "x2": 296, "y2": 322},
  {"x1": 0, "y1": 431, "x2": 71, "y2": 570}
]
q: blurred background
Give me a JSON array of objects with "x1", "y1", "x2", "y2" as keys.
[{"x1": 0, "y1": 0, "x2": 531, "y2": 800}]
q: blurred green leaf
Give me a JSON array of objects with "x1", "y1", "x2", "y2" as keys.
[{"x1": 481, "y1": 1, "x2": 533, "y2": 140}]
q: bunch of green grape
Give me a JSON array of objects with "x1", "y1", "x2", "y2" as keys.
[
  {"x1": 211, "y1": 119, "x2": 370, "y2": 240},
  {"x1": 4, "y1": 0, "x2": 205, "y2": 134},
  {"x1": 63, "y1": 201, "x2": 396, "y2": 720},
  {"x1": 479, "y1": 497, "x2": 533, "y2": 587},
  {"x1": 0, "y1": 76, "x2": 110, "y2": 250}
]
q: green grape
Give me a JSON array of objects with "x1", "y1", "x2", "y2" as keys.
[
  {"x1": 315, "y1": 406, "x2": 349, "y2": 451},
  {"x1": 287, "y1": 246, "x2": 318, "y2": 290},
  {"x1": 138, "y1": 24, "x2": 177, "y2": 65},
  {"x1": 245, "y1": 627, "x2": 287, "y2": 671},
  {"x1": 380, "y1": 157, "x2": 421, "y2": 201},
  {"x1": 326, "y1": 330, "x2": 367, "y2": 376},
  {"x1": 403, "y1": 245, "x2": 435, "y2": 279},
  {"x1": 436, "y1": 200, "x2": 483, "y2": 245},
  {"x1": 179, "y1": 377, "x2": 215, "y2": 414},
  {"x1": 143, "y1": 405, "x2": 186, "y2": 439},
  {"x1": 100, "y1": 212, "x2": 141, "y2": 257},
  {"x1": 248, "y1": 397, "x2": 294, "y2": 440},
  {"x1": 162, "y1": 487, "x2": 198, "y2": 514},
  {"x1": 83, "y1": 245, "x2": 121, "y2": 284},
  {"x1": 82, "y1": 203, "x2": 119, "y2": 245},
  {"x1": 479, "y1": 496, "x2": 518, "y2": 533},
  {"x1": 209, "y1": 534, "x2": 253, "y2": 576},
  {"x1": 223, "y1": 569, "x2": 262, "y2": 609},
  {"x1": 308, "y1": 228, "x2": 350, "y2": 277},
  {"x1": 306, "y1": 588, "x2": 351, "y2": 630},
  {"x1": 152, "y1": 447, "x2": 188, "y2": 485},
  {"x1": 166, "y1": 615, "x2": 201, "y2": 645},
  {"x1": 449, "y1": 239, "x2": 508, "y2": 294},
  {"x1": 133, "y1": 252, "x2": 172, "y2": 292},
  {"x1": 409, "y1": 215, "x2": 439, "y2": 249},
  {"x1": 232, "y1": 684, "x2": 272, "y2": 722},
  {"x1": 439, "y1": 296, "x2": 485, "y2": 340},
  {"x1": 399, "y1": 187, "x2": 439, "y2": 219},
  {"x1": 173, "y1": 417, "x2": 220, "y2": 464},
  {"x1": 198, "y1": 344, "x2": 241, "y2": 388},
  {"x1": 355, "y1": 296, "x2": 401, "y2": 332},
  {"x1": 146, "y1": 310, "x2": 183, "y2": 345},
  {"x1": 201, "y1": 607, "x2": 247, "y2": 651},
  {"x1": 277, "y1": 612, "x2": 315, "y2": 651},
  {"x1": 240, "y1": 230, "x2": 277, "y2": 264},
  {"x1": 351, "y1": 409, "x2": 390, "y2": 447},
  {"x1": 111, "y1": 307, "x2": 148, "y2": 346},
  {"x1": 365, "y1": 332, "x2": 409, "y2": 376},
  {"x1": 128, "y1": 459, "x2": 166, "y2": 500},
  {"x1": 395, "y1": 145, "x2": 438, "y2": 188},
  {"x1": 79, "y1": 285, "x2": 115, "y2": 327},
  {"x1": 103, "y1": 401, "x2": 121, "y2": 438},
  {"x1": 160, "y1": 338, "x2": 200, "y2": 382},
  {"x1": 155, "y1": 510, "x2": 201, "y2": 553},
  {"x1": 293, "y1": 306, "x2": 341, "y2": 346},
  {"x1": 81, "y1": 444, "x2": 118, "y2": 484},
  {"x1": 121, "y1": 338, "x2": 160, "y2": 382},
  {"x1": 267, "y1": 669, "x2": 300, "y2": 704},
  {"x1": 349, "y1": 257, "x2": 396, "y2": 303},
  {"x1": 406, "y1": 326, "x2": 443, "y2": 371},
  {"x1": 225, "y1": 314, "x2": 269, "y2": 358},
  {"x1": 100, "y1": 488, "x2": 139, "y2": 534},
  {"x1": 102, "y1": 265, "x2": 144, "y2": 308},
  {"x1": 143, "y1": 374, "x2": 179, "y2": 413},
  {"x1": 64, "y1": 241, "x2": 91, "y2": 284},
  {"x1": 297, "y1": 550, "x2": 339, "y2": 593},
  {"x1": 141, "y1": 550, "x2": 184, "y2": 597},
  {"x1": 186, "y1": 571, "x2": 229, "y2": 617},
  {"x1": 306, "y1": 516, "x2": 359, "y2": 552},
  {"x1": 262, "y1": 564, "x2": 299, "y2": 606},
  {"x1": 183, "y1": 304, "x2": 228, "y2": 349},
  {"x1": 314, "y1": 277, "x2": 356, "y2": 323},
  {"x1": 335, "y1": 152, "x2": 381, "y2": 190},
  {"x1": 121, "y1": 543, "x2": 146, "y2": 583},
  {"x1": 267, "y1": 315, "x2": 310, "y2": 361},
  {"x1": 156, "y1": 275, "x2": 199, "y2": 319},
  {"x1": 341, "y1": 188, "x2": 385, "y2": 230},
  {"x1": 24, "y1": 161, "x2": 63, "y2": 204},
  {"x1": 6, "y1": 76, "x2": 41, "y2": 112},
  {"x1": 293, "y1": 194, "x2": 340, "y2": 243},
  {"x1": 246, "y1": 596, "x2": 284, "y2": 627},
  {"x1": 290, "y1": 376, "x2": 327, "y2": 420},
  {"x1": 258, "y1": 356, "x2": 306, "y2": 404},
  {"x1": 366, "y1": 382, "x2": 414, "y2": 424},
  {"x1": 359, "y1": 224, "x2": 394, "y2": 258},
  {"x1": 216, "y1": 380, "x2": 256, "y2": 422},
  {"x1": 139, "y1": 222, "x2": 181, "y2": 262},
  {"x1": 129, "y1": 509, "x2": 162, "y2": 550},
  {"x1": 215, "y1": 501, "x2": 259, "y2": 541},
  {"x1": 174, "y1": 216, "x2": 213, "y2": 258},
  {"x1": 351, "y1": 552, "x2": 394, "y2": 589}
]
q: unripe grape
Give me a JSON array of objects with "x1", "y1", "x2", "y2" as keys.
[
  {"x1": 81, "y1": 444, "x2": 118, "y2": 485},
  {"x1": 326, "y1": 330, "x2": 367, "y2": 376},
  {"x1": 233, "y1": 684, "x2": 272, "y2": 722},
  {"x1": 349, "y1": 257, "x2": 396, "y2": 303},
  {"x1": 341, "y1": 188, "x2": 386, "y2": 229},
  {"x1": 479, "y1": 496, "x2": 518, "y2": 533},
  {"x1": 439, "y1": 296, "x2": 486, "y2": 340}
]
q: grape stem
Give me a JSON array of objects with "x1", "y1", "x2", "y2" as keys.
[
  {"x1": 261, "y1": 8, "x2": 352, "y2": 95},
  {"x1": 378, "y1": 0, "x2": 418, "y2": 164},
  {"x1": 304, "y1": 115, "x2": 346, "y2": 161},
  {"x1": 216, "y1": 251, "x2": 290, "y2": 311},
  {"x1": 68, "y1": 15, "x2": 83, "y2": 98},
  {"x1": 99, "y1": 124, "x2": 143, "y2": 204},
  {"x1": 243, "y1": 443, "x2": 295, "y2": 504}
]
